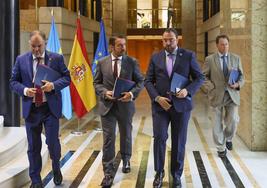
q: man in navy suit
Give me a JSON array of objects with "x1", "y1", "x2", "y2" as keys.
[
  {"x1": 145, "y1": 28, "x2": 204, "y2": 188},
  {"x1": 10, "y1": 30, "x2": 70, "y2": 188}
]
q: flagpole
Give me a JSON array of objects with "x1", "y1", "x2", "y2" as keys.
[
  {"x1": 70, "y1": 11, "x2": 87, "y2": 136},
  {"x1": 71, "y1": 118, "x2": 86, "y2": 136}
]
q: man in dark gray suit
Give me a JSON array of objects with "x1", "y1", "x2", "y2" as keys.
[
  {"x1": 202, "y1": 34, "x2": 244, "y2": 158},
  {"x1": 93, "y1": 35, "x2": 144, "y2": 187}
]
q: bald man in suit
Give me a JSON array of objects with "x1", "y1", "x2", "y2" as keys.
[
  {"x1": 10, "y1": 30, "x2": 70, "y2": 188},
  {"x1": 202, "y1": 34, "x2": 244, "y2": 158}
]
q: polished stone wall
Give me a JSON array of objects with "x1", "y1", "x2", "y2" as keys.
[
  {"x1": 112, "y1": 0, "x2": 128, "y2": 35},
  {"x1": 38, "y1": 7, "x2": 112, "y2": 66},
  {"x1": 251, "y1": 0, "x2": 267, "y2": 150},
  {"x1": 181, "y1": 0, "x2": 196, "y2": 51},
  {"x1": 196, "y1": 0, "x2": 220, "y2": 65},
  {"x1": 221, "y1": 0, "x2": 267, "y2": 150}
]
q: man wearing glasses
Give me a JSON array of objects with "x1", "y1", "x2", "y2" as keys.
[{"x1": 145, "y1": 28, "x2": 204, "y2": 188}]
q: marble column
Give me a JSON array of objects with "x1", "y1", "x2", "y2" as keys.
[
  {"x1": 250, "y1": 0, "x2": 267, "y2": 150},
  {"x1": 0, "y1": 0, "x2": 20, "y2": 126}
]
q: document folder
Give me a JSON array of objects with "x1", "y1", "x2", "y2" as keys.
[
  {"x1": 228, "y1": 69, "x2": 240, "y2": 85},
  {"x1": 112, "y1": 77, "x2": 135, "y2": 98},
  {"x1": 33, "y1": 64, "x2": 61, "y2": 86},
  {"x1": 170, "y1": 73, "x2": 190, "y2": 93},
  {"x1": 170, "y1": 73, "x2": 191, "y2": 100}
]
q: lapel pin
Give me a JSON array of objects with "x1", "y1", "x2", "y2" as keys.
[{"x1": 179, "y1": 53, "x2": 183, "y2": 56}]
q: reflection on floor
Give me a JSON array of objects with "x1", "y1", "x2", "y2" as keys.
[{"x1": 23, "y1": 90, "x2": 267, "y2": 188}]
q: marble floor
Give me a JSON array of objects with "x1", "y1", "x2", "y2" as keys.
[{"x1": 23, "y1": 90, "x2": 267, "y2": 188}]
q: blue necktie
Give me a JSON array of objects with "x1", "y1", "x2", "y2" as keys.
[{"x1": 221, "y1": 55, "x2": 228, "y2": 77}]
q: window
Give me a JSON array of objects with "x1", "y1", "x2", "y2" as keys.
[{"x1": 203, "y1": 0, "x2": 220, "y2": 21}]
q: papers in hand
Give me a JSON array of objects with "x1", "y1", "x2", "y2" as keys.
[
  {"x1": 169, "y1": 72, "x2": 191, "y2": 100},
  {"x1": 228, "y1": 69, "x2": 240, "y2": 85},
  {"x1": 33, "y1": 64, "x2": 61, "y2": 86},
  {"x1": 112, "y1": 77, "x2": 135, "y2": 98}
]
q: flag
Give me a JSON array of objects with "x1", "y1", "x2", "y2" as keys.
[
  {"x1": 92, "y1": 19, "x2": 109, "y2": 76},
  {"x1": 68, "y1": 18, "x2": 97, "y2": 118},
  {"x1": 46, "y1": 15, "x2": 73, "y2": 120}
]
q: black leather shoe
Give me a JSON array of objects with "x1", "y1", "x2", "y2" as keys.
[
  {"x1": 226, "y1": 141, "x2": 233, "y2": 150},
  {"x1": 30, "y1": 183, "x2": 43, "y2": 188},
  {"x1": 53, "y1": 170, "x2": 63, "y2": 185},
  {"x1": 153, "y1": 170, "x2": 165, "y2": 188},
  {"x1": 122, "y1": 160, "x2": 131, "y2": 173},
  {"x1": 217, "y1": 149, "x2": 227, "y2": 158},
  {"x1": 173, "y1": 178, "x2": 182, "y2": 188},
  {"x1": 101, "y1": 175, "x2": 113, "y2": 188}
]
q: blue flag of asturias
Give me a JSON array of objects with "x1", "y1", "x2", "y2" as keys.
[
  {"x1": 92, "y1": 19, "x2": 109, "y2": 76},
  {"x1": 46, "y1": 15, "x2": 73, "y2": 120}
]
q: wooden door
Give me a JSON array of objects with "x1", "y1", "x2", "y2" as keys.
[{"x1": 127, "y1": 39, "x2": 162, "y2": 74}]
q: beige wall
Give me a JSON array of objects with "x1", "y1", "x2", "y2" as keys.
[
  {"x1": 196, "y1": 0, "x2": 220, "y2": 65},
  {"x1": 20, "y1": 2, "x2": 113, "y2": 65},
  {"x1": 250, "y1": 0, "x2": 267, "y2": 150},
  {"x1": 39, "y1": 7, "x2": 107, "y2": 65},
  {"x1": 112, "y1": 0, "x2": 128, "y2": 35},
  {"x1": 181, "y1": 0, "x2": 196, "y2": 51}
]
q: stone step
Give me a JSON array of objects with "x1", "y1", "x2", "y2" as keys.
[
  {"x1": 0, "y1": 127, "x2": 27, "y2": 167},
  {"x1": 0, "y1": 127, "x2": 48, "y2": 188}
]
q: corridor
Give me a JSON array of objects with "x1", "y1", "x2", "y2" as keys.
[{"x1": 22, "y1": 90, "x2": 267, "y2": 188}]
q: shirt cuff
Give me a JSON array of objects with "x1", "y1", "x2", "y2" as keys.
[
  {"x1": 155, "y1": 96, "x2": 160, "y2": 102},
  {"x1": 129, "y1": 92, "x2": 134, "y2": 101},
  {"x1": 24, "y1": 87, "x2": 28, "y2": 96}
]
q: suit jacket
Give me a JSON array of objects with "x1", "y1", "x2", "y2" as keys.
[
  {"x1": 202, "y1": 52, "x2": 244, "y2": 107},
  {"x1": 10, "y1": 51, "x2": 71, "y2": 119},
  {"x1": 145, "y1": 48, "x2": 204, "y2": 112},
  {"x1": 93, "y1": 55, "x2": 144, "y2": 116}
]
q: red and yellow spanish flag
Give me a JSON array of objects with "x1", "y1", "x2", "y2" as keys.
[{"x1": 68, "y1": 18, "x2": 96, "y2": 118}]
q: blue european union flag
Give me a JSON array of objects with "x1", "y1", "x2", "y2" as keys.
[
  {"x1": 92, "y1": 20, "x2": 109, "y2": 76},
  {"x1": 46, "y1": 16, "x2": 72, "y2": 120}
]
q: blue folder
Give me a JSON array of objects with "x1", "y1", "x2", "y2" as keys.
[
  {"x1": 228, "y1": 69, "x2": 240, "y2": 85},
  {"x1": 170, "y1": 73, "x2": 190, "y2": 93},
  {"x1": 33, "y1": 64, "x2": 61, "y2": 86},
  {"x1": 170, "y1": 73, "x2": 191, "y2": 100},
  {"x1": 112, "y1": 77, "x2": 135, "y2": 98}
]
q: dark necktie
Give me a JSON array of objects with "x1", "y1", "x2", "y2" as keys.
[
  {"x1": 221, "y1": 55, "x2": 228, "y2": 77},
  {"x1": 113, "y1": 59, "x2": 119, "y2": 78},
  {"x1": 167, "y1": 53, "x2": 174, "y2": 77},
  {"x1": 34, "y1": 57, "x2": 43, "y2": 106}
]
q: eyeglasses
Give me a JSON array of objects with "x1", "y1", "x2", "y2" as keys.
[{"x1": 30, "y1": 44, "x2": 43, "y2": 49}]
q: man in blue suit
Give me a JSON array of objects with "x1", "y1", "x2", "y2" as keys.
[
  {"x1": 10, "y1": 30, "x2": 70, "y2": 188},
  {"x1": 145, "y1": 28, "x2": 204, "y2": 188}
]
